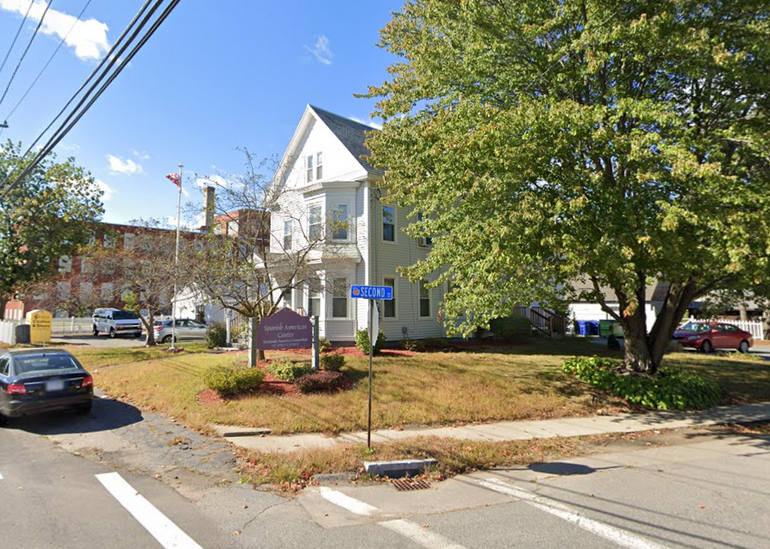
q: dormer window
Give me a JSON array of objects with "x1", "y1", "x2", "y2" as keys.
[{"x1": 306, "y1": 152, "x2": 323, "y2": 182}]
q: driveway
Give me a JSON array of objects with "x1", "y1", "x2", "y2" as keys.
[{"x1": 51, "y1": 333, "x2": 150, "y2": 348}]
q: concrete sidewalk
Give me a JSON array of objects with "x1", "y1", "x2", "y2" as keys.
[{"x1": 213, "y1": 401, "x2": 770, "y2": 454}]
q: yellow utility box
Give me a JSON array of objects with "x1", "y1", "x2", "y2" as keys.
[{"x1": 27, "y1": 309, "x2": 52, "y2": 345}]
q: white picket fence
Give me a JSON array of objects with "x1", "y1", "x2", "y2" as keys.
[
  {"x1": 712, "y1": 318, "x2": 766, "y2": 340},
  {"x1": 50, "y1": 316, "x2": 93, "y2": 334}
]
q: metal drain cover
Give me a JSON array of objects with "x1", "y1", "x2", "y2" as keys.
[{"x1": 391, "y1": 478, "x2": 431, "y2": 491}]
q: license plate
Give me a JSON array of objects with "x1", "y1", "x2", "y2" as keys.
[{"x1": 46, "y1": 379, "x2": 65, "y2": 392}]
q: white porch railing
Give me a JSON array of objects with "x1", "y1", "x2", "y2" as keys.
[{"x1": 713, "y1": 318, "x2": 766, "y2": 340}]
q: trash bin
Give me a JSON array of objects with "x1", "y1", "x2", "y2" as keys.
[
  {"x1": 577, "y1": 321, "x2": 588, "y2": 336},
  {"x1": 599, "y1": 320, "x2": 614, "y2": 338},
  {"x1": 587, "y1": 321, "x2": 600, "y2": 335}
]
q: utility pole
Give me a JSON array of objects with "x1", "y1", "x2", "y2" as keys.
[{"x1": 170, "y1": 163, "x2": 183, "y2": 351}]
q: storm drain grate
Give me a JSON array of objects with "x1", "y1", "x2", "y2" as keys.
[{"x1": 391, "y1": 478, "x2": 431, "y2": 491}]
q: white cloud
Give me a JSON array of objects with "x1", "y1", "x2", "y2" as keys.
[
  {"x1": 350, "y1": 116, "x2": 382, "y2": 130},
  {"x1": 304, "y1": 35, "x2": 332, "y2": 66},
  {"x1": 107, "y1": 154, "x2": 143, "y2": 175},
  {"x1": 133, "y1": 150, "x2": 150, "y2": 161},
  {"x1": 0, "y1": 0, "x2": 110, "y2": 61},
  {"x1": 95, "y1": 178, "x2": 115, "y2": 201},
  {"x1": 59, "y1": 142, "x2": 81, "y2": 152}
]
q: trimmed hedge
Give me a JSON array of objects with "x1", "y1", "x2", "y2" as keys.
[
  {"x1": 203, "y1": 365, "x2": 264, "y2": 397},
  {"x1": 489, "y1": 315, "x2": 531, "y2": 342},
  {"x1": 294, "y1": 371, "x2": 347, "y2": 394},
  {"x1": 356, "y1": 328, "x2": 386, "y2": 355},
  {"x1": 562, "y1": 356, "x2": 721, "y2": 410},
  {"x1": 266, "y1": 360, "x2": 313, "y2": 381}
]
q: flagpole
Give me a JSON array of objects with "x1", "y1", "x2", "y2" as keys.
[{"x1": 170, "y1": 163, "x2": 183, "y2": 351}]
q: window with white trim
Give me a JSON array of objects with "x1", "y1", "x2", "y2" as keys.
[
  {"x1": 383, "y1": 277, "x2": 396, "y2": 318},
  {"x1": 332, "y1": 204, "x2": 349, "y2": 240},
  {"x1": 419, "y1": 280, "x2": 431, "y2": 318},
  {"x1": 58, "y1": 256, "x2": 72, "y2": 274},
  {"x1": 124, "y1": 233, "x2": 135, "y2": 249},
  {"x1": 383, "y1": 205, "x2": 395, "y2": 242},
  {"x1": 306, "y1": 152, "x2": 323, "y2": 182},
  {"x1": 307, "y1": 277, "x2": 322, "y2": 317},
  {"x1": 309, "y1": 205, "x2": 322, "y2": 240},
  {"x1": 332, "y1": 278, "x2": 348, "y2": 318},
  {"x1": 283, "y1": 220, "x2": 293, "y2": 250},
  {"x1": 283, "y1": 286, "x2": 292, "y2": 309}
]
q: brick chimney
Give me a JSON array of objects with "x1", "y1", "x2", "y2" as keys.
[{"x1": 202, "y1": 186, "x2": 215, "y2": 232}]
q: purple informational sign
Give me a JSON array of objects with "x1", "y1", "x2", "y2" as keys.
[{"x1": 257, "y1": 308, "x2": 312, "y2": 350}]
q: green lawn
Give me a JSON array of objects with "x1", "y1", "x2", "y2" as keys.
[{"x1": 59, "y1": 338, "x2": 770, "y2": 436}]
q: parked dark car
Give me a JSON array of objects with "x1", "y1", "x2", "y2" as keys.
[
  {"x1": 672, "y1": 321, "x2": 754, "y2": 353},
  {"x1": 0, "y1": 348, "x2": 93, "y2": 423}
]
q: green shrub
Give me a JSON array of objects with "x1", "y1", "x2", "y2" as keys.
[
  {"x1": 203, "y1": 365, "x2": 264, "y2": 397},
  {"x1": 320, "y1": 353, "x2": 345, "y2": 371},
  {"x1": 490, "y1": 315, "x2": 531, "y2": 342},
  {"x1": 423, "y1": 337, "x2": 448, "y2": 351},
  {"x1": 318, "y1": 338, "x2": 333, "y2": 353},
  {"x1": 294, "y1": 371, "x2": 348, "y2": 394},
  {"x1": 562, "y1": 356, "x2": 722, "y2": 410},
  {"x1": 355, "y1": 328, "x2": 386, "y2": 355},
  {"x1": 400, "y1": 339, "x2": 425, "y2": 352},
  {"x1": 266, "y1": 360, "x2": 313, "y2": 381},
  {"x1": 205, "y1": 322, "x2": 228, "y2": 348}
]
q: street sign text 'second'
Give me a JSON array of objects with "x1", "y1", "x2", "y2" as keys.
[{"x1": 350, "y1": 285, "x2": 393, "y2": 300}]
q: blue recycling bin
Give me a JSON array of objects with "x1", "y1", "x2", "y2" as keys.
[
  {"x1": 577, "y1": 321, "x2": 589, "y2": 336},
  {"x1": 587, "y1": 321, "x2": 600, "y2": 335}
]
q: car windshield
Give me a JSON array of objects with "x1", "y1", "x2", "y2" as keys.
[
  {"x1": 679, "y1": 321, "x2": 711, "y2": 333},
  {"x1": 14, "y1": 354, "x2": 81, "y2": 376},
  {"x1": 113, "y1": 311, "x2": 139, "y2": 320}
]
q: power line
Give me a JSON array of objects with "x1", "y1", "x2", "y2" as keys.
[
  {"x1": 0, "y1": 0, "x2": 35, "y2": 79},
  {"x1": 0, "y1": 0, "x2": 181, "y2": 201},
  {"x1": 0, "y1": 0, "x2": 55, "y2": 110},
  {"x1": 1, "y1": 0, "x2": 95, "y2": 126}
]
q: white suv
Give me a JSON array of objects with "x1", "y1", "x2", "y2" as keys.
[{"x1": 92, "y1": 308, "x2": 143, "y2": 338}]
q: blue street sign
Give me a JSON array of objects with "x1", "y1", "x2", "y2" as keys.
[{"x1": 350, "y1": 285, "x2": 393, "y2": 300}]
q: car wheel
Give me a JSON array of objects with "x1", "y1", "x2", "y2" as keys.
[
  {"x1": 701, "y1": 340, "x2": 714, "y2": 353},
  {"x1": 134, "y1": 332, "x2": 142, "y2": 338},
  {"x1": 93, "y1": 326, "x2": 99, "y2": 336},
  {"x1": 109, "y1": 328, "x2": 116, "y2": 338},
  {"x1": 738, "y1": 340, "x2": 750, "y2": 353},
  {"x1": 162, "y1": 335, "x2": 173, "y2": 344},
  {"x1": 0, "y1": 412, "x2": 8, "y2": 427},
  {"x1": 75, "y1": 402, "x2": 93, "y2": 415}
]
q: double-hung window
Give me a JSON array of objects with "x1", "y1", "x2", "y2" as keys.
[
  {"x1": 383, "y1": 205, "x2": 395, "y2": 242},
  {"x1": 306, "y1": 152, "x2": 323, "y2": 182},
  {"x1": 419, "y1": 280, "x2": 431, "y2": 318},
  {"x1": 383, "y1": 277, "x2": 396, "y2": 318},
  {"x1": 332, "y1": 278, "x2": 348, "y2": 318},
  {"x1": 332, "y1": 204, "x2": 348, "y2": 240},
  {"x1": 309, "y1": 205, "x2": 322, "y2": 240},
  {"x1": 308, "y1": 278, "x2": 322, "y2": 317},
  {"x1": 283, "y1": 220, "x2": 293, "y2": 250}
]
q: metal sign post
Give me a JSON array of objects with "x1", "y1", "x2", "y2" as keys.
[{"x1": 351, "y1": 285, "x2": 393, "y2": 449}]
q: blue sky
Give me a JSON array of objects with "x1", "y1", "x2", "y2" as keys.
[{"x1": 0, "y1": 0, "x2": 402, "y2": 225}]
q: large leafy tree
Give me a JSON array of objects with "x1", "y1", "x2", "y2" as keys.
[
  {"x1": 364, "y1": 0, "x2": 770, "y2": 373},
  {"x1": 0, "y1": 141, "x2": 104, "y2": 316}
]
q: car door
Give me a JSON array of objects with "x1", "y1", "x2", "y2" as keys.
[
  {"x1": 178, "y1": 320, "x2": 194, "y2": 340},
  {"x1": 188, "y1": 320, "x2": 207, "y2": 339},
  {"x1": 710, "y1": 324, "x2": 730, "y2": 349}
]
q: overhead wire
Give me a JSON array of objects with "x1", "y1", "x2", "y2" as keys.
[
  {"x1": 0, "y1": 0, "x2": 55, "y2": 109},
  {"x1": 0, "y1": 0, "x2": 181, "y2": 201},
  {"x1": 1, "y1": 0, "x2": 95, "y2": 127},
  {"x1": 0, "y1": 0, "x2": 35, "y2": 79}
]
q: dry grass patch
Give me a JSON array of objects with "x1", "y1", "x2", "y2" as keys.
[{"x1": 237, "y1": 430, "x2": 674, "y2": 490}]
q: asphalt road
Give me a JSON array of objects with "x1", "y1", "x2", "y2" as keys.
[{"x1": 3, "y1": 399, "x2": 770, "y2": 549}]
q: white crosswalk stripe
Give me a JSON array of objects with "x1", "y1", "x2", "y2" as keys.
[{"x1": 479, "y1": 478, "x2": 672, "y2": 549}]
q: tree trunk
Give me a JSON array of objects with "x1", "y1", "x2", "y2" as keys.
[
  {"x1": 621, "y1": 309, "x2": 659, "y2": 374},
  {"x1": 738, "y1": 303, "x2": 749, "y2": 322}
]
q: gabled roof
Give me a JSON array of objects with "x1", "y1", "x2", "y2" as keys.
[{"x1": 308, "y1": 105, "x2": 383, "y2": 175}]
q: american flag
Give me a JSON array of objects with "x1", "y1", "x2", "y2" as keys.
[{"x1": 166, "y1": 172, "x2": 181, "y2": 188}]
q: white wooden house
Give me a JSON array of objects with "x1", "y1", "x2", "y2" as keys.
[{"x1": 270, "y1": 105, "x2": 447, "y2": 343}]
